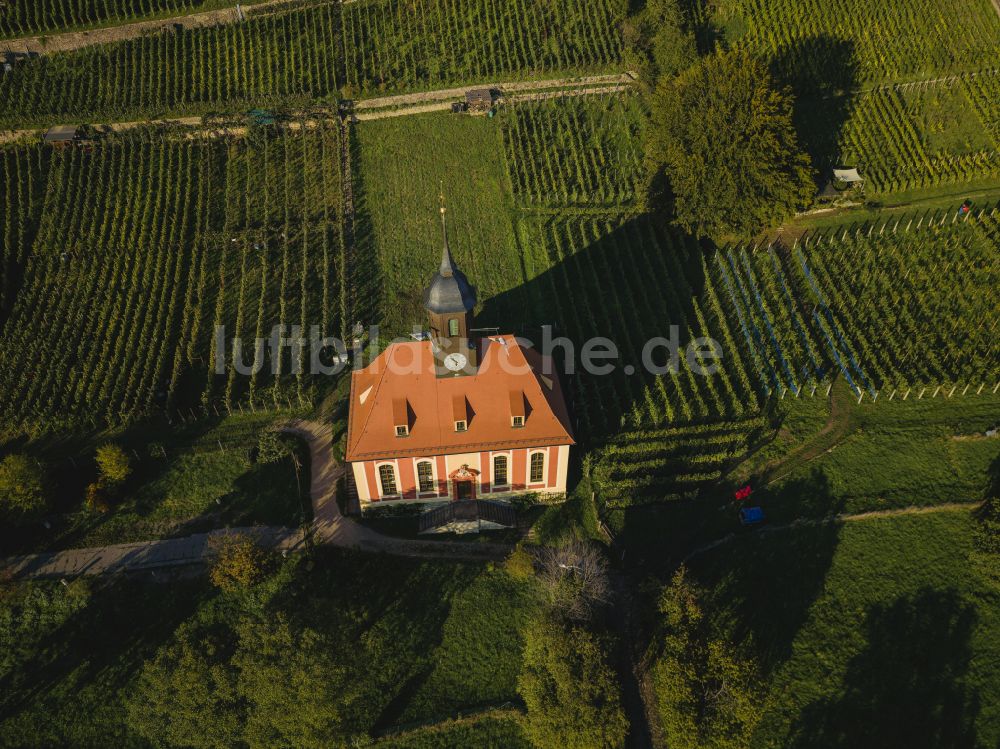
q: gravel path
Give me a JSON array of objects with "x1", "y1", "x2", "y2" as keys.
[{"x1": 2, "y1": 419, "x2": 509, "y2": 580}]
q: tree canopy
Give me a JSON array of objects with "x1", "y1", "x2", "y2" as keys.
[
  {"x1": 648, "y1": 48, "x2": 815, "y2": 241},
  {"x1": 651, "y1": 567, "x2": 762, "y2": 749},
  {"x1": 0, "y1": 453, "x2": 48, "y2": 525},
  {"x1": 517, "y1": 615, "x2": 628, "y2": 749}
]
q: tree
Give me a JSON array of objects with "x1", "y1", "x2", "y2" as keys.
[
  {"x1": 127, "y1": 621, "x2": 243, "y2": 749},
  {"x1": 96, "y1": 443, "x2": 131, "y2": 486},
  {"x1": 623, "y1": 0, "x2": 697, "y2": 91},
  {"x1": 235, "y1": 613, "x2": 367, "y2": 749},
  {"x1": 648, "y1": 48, "x2": 815, "y2": 241},
  {"x1": 209, "y1": 533, "x2": 270, "y2": 592},
  {"x1": 536, "y1": 540, "x2": 610, "y2": 622},
  {"x1": 0, "y1": 453, "x2": 48, "y2": 525},
  {"x1": 517, "y1": 616, "x2": 629, "y2": 749},
  {"x1": 651, "y1": 567, "x2": 762, "y2": 749}
]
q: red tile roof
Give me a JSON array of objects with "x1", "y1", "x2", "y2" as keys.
[{"x1": 345, "y1": 335, "x2": 574, "y2": 461}]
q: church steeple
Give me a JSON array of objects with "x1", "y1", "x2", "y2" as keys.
[
  {"x1": 423, "y1": 196, "x2": 478, "y2": 377},
  {"x1": 439, "y1": 196, "x2": 455, "y2": 279}
]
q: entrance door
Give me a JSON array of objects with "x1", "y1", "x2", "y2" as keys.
[{"x1": 454, "y1": 480, "x2": 473, "y2": 500}]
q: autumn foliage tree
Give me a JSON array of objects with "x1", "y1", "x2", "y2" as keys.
[
  {"x1": 209, "y1": 533, "x2": 270, "y2": 592},
  {"x1": 648, "y1": 48, "x2": 815, "y2": 241}
]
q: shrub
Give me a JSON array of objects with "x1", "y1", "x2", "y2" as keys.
[
  {"x1": 535, "y1": 540, "x2": 610, "y2": 622},
  {"x1": 504, "y1": 546, "x2": 536, "y2": 580},
  {"x1": 96, "y1": 443, "x2": 131, "y2": 486},
  {"x1": 256, "y1": 431, "x2": 290, "y2": 464},
  {"x1": 85, "y1": 482, "x2": 110, "y2": 513},
  {"x1": 0, "y1": 453, "x2": 48, "y2": 525}
]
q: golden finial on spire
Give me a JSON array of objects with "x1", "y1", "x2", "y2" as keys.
[{"x1": 439, "y1": 181, "x2": 446, "y2": 215}]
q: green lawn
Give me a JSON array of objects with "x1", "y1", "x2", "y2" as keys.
[
  {"x1": 687, "y1": 508, "x2": 1000, "y2": 747},
  {"x1": 353, "y1": 113, "x2": 523, "y2": 335},
  {"x1": 0, "y1": 550, "x2": 541, "y2": 746}
]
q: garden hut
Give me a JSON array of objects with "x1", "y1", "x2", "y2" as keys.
[
  {"x1": 43, "y1": 125, "x2": 82, "y2": 149},
  {"x1": 832, "y1": 168, "x2": 864, "y2": 187},
  {"x1": 465, "y1": 89, "x2": 494, "y2": 113}
]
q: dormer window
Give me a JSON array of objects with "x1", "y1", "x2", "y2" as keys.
[
  {"x1": 392, "y1": 397, "x2": 410, "y2": 438},
  {"x1": 509, "y1": 390, "x2": 526, "y2": 428},
  {"x1": 455, "y1": 420, "x2": 467, "y2": 432}
]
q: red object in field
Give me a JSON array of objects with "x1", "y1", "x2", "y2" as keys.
[
  {"x1": 734, "y1": 485, "x2": 753, "y2": 501},
  {"x1": 960, "y1": 203, "x2": 970, "y2": 214}
]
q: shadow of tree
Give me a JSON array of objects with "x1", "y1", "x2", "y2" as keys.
[
  {"x1": 786, "y1": 588, "x2": 980, "y2": 749},
  {"x1": 768, "y1": 35, "x2": 860, "y2": 182},
  {"x1": 694, "y1": 468, "x2": 844, "y2": 673}
]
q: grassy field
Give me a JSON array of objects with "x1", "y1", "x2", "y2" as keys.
[
  {"x1": 0, "y1": 550, "x2": 539, "y2": 746},
  {"x1": 687, "y1": 508, "x2": 1000, "y2": 747},
  {"x1": 0, "y1": 413, "x2": 311, "y2": 554},
  {"x1": 353, "y1": 113, "x2": 522, "y2": 335}
]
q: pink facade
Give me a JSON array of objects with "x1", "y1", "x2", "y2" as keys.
[{"x1": 352, "y1": 444, "x2": 570, "y2": 506}]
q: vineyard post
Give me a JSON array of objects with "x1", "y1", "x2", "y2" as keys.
[
  {"x1": 932, "y1": 385, "x2": 941, "y2": 398},
  {"x1": 872, "y1": 390, "x2": 879, "y2": 401},
  {"x1": 857, "y1": 391, "x2": 864, "y2": 404},
  {"x1": 961, "y1": 384, "x2": 969, "y2": 396},
  {"x1": 904, "y1": 388, "x2": 910, "y2": 400},
  {"x1": 894, "y1": 218, "x2": 899, "y2": 234},
  {"x1": 889, "y1": 390, "x2": 895, "y2": 400},
  {"x1": 993, "y1": 382, "x2": 999, "y2": 394},
  {"x1": 919, "y1": 388, "x2": 926, "y2": 399},
  {"x1": 218, "y1": 439, "x2": 225, "y2": 452},
  {"x1": 976, "y1": 383, "x2": 984, "y2": 395},
  {"x1": 810, "y1": 384, "x2": 816, "y2": 397},
  {"x1": 826, "y1": 383, "x2": 832, "y2": 397},
  {"x1": 939, "y1": 213, "x2": 946, "y2": 226}
]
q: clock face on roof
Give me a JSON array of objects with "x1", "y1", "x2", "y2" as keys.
[{"x1": 444, "y1": 353, "x2": 468, "y2": 372}]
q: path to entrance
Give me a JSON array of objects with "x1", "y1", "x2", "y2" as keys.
[{"x1": 2, "y1": 419, "x2": 510, "y2": 580}]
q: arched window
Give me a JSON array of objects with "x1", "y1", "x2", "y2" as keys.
[
  {"x1": 493, "y1": 455, "x2": 509, "y2": 486},
  {"x1": 417, "y1": 461, "x2": 435, "y2": 493},
  {"x1": 529, "y1": 452, "x2": 545, "y2": 483},
  {"x1": 378, "y1": 464, "x2": 398, "y2": 496},
  {"x1": 448, "y1": 318, "x2": 459, "y2": 336}
]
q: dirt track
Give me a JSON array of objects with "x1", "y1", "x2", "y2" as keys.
[{"x1": 0, "y1": 0, "x2": 299, "y2": 54}]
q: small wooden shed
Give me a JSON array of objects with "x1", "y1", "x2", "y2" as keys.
[
  {"x1": 43, "y1": 125, "x2": 82, "y2": 148},
  {"x1": 465, "y1": 89, "x2": 494, "y2": 113}
]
